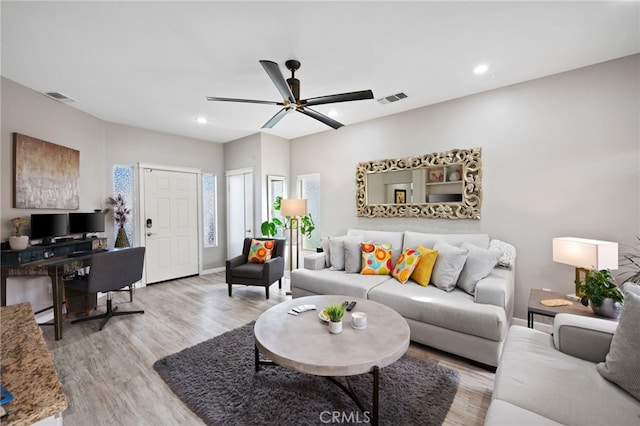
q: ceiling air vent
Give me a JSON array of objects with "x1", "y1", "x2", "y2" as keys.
[
  {"x1": 43, "y1": 92, "x2": 76, "y2": 103},
  {"x1": 377, "y1": 92, "x2": 407, "y2": 105}
]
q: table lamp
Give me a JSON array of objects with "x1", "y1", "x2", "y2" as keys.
[
  {"x1": 552, "y1": 237, "x2": 618, "y2": 297},
  {"x1": 280, "y1": 199, "x2": 308, "y2": 273}
]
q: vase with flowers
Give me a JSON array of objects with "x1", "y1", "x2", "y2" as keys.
[
  {"x1": 9, "y1": 217, "x2": 29, "y2": 250},
  {"x1": 106, "y1": 194, "x2": 131, "y2": 247}
]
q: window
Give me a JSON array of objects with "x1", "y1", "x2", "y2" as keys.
[
  {"x1": 112, "y1": 165, "x2": 135, "y2": 245},
  {"x1": 202, "y1": 173, "x2": 218, "y2": 247},
  {"x1": 297, "y1": 173, "x2": 321, "y2": 251}
]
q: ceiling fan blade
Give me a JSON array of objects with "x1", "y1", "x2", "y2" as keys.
[
  {"x1": 259, "y1": 60, "x2": 296, "y2": 104},
  {"x1": 206, "y1": 96, "x2": 283, "y2": 106},
  {"x1": 302, "y1": 90, "x2": 374, "y2": 107},
  {"x1": 262, "y1": 108, "x2": 290, "y2": 129},
  {"x1": 297, "y1": 107, "x2": 344, "y2": 129}
]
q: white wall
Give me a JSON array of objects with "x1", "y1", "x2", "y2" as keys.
[{"x1": 289, "y1": 55, "x2": 640, "y2": 320}]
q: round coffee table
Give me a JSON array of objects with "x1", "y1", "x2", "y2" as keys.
[{"x1": 254, "y1": 295, "x2": 410, "y2": 426}]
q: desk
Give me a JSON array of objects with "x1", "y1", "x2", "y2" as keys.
[
  {"x1": 1, "y1": 238, "x2": 107, "y2": 340},
  {"x1": 0, "y1": 303, "x2": 68, "y2": 424}
]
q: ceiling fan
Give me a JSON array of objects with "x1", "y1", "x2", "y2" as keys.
[{"x1": 206, "y1": 59, "x2": 374, "y2": 129}]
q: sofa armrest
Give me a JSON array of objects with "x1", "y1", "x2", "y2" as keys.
[
  {"x1": 304, "y1": 252, "x2": 326, "y2": 270},
  {"x1": 474, "y1": 267, "x2": 514, "y2": 317},
  {"x1": 553, "y1": 313, "x2": 617, "y2": 363}
]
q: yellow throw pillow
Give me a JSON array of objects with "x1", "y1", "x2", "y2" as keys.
[
  {"x1": 392, "y1": 248, "x2": 423, "y2": 284},
  {"x1": 411, "y1": 246, "x2": 438, "y2": 286},
  {"x1": 360, "y1": 243, "x2": 393, "y2": 275},
  {"x1": 247, "y1": 239, "x2": 275, "y2": 263}
]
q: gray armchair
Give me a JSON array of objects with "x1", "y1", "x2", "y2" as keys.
[{"x1": 226, "y1": 238, "x2": 285, "y2": 299}]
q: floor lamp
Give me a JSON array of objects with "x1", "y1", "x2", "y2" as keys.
[
  {"x1": 552, "y1": 237, "x2": 618, "y2": 298},
  {"x1": 280, "y1": 199, "x2": 308, "y2": 294}
]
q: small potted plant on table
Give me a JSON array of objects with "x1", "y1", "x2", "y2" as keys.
[
  {"x1": 577, "y1": 268, "x2": 624, "y2": 319},
  {"x1": 9, "y1": 217, "x2": 29, "y2": 250},
  {"x1": 324, "y1": 303, "x2": 346, "y2": 334}
]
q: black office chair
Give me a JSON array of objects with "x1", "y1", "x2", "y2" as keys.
[
  {"x1": 226, "y1": 238, "x2": 285, "y2": 299},
  {"x1": 65, "y1": 247, "x2": 146, "y2": 330}
]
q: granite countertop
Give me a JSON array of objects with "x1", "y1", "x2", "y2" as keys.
[{"x1": 1, "y1": 303, "x2": 67, "y2": 425}]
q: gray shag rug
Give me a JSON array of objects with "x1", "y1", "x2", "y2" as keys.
[{"x1": 153, "y1": 322, "x2": 460, "y2": 425}]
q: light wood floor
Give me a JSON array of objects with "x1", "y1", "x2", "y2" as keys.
[{"x1": 41, "y1": 272, "x2": 494, "y2": 425}]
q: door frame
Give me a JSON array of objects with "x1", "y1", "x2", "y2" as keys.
[
  {"x1": 138, "y1": 162, "x2": 203, "y2": 286},
  {"x1": 225, "y1": 167, "x2": 254, "y2": 257}
]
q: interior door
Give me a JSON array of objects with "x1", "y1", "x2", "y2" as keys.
[
  {"x1": 144, "y1": 168, "x2": 199, "y2": 283},
  {"x1": 226, "y1": 169, "x2": 253, "y2": 257}
]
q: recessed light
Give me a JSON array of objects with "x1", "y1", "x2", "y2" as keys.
[
  {"x1": 195, "y1": 116, "x2": 208, "y2": 124},
  {"x1": 473, "y1": 64, "x2": 489, "y2": 75}
]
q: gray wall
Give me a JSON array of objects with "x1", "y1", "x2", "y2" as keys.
[
  {"x1": 1, "y1": 77, "x2": 225, "y2": 311},
  {"x1": 289, "y1": 55, "x2": 640, "y2": 320}
]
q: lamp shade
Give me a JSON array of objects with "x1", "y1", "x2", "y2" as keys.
[
  {"x1": 280, "y1": 199, "x2": 307, "y2": 217},
  {"x1": 552, "y1": 237, "x2": 618, "y2": 270}
]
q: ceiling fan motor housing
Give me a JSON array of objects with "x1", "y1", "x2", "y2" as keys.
[{"x1": 287, "y1": 78, "x2": 300, "y2": 103}]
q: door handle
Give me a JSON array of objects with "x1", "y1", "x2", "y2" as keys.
[{"x1": 147, "y1": 232, "x2": 153, "y2": 237}]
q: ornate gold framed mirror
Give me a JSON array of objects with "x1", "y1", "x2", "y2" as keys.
[{"x1": 355, "y1": 147, "x2": 482, "y2": 219}]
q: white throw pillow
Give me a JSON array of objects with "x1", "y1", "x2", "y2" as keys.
[
  {"x1": 321, "y1": 238, "x2": 331, "y2": 267},
  {"x1": 431, "y1": 240, "x2": 468, "y2": 292},
  {"x1": 457, "y1": 242, "x2": 502, "y2": 295},
  {"x1": 328, "y1": 235, "x2": 363, "y2": 271},
  {"x1": 597, "y1": 285, "x2": 640, "y2": 400},
  {"x1": 344, "y1": 238, "x2": 364, "y2": 273},
  {"x1": 489, "y1": 239, "x2": 516, "y2": 269}
]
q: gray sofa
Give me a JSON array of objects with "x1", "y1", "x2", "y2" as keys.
[
  {"x1": 291, "y1": 229, "x2": 516, "y2": 367},
  {"x1": 486, "y1": 284, "x2": 640, "y2": 425}
]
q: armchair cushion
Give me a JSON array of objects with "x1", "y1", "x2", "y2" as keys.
[{"x1": 231, "y1": 263, "x2": 265, "y2": 280}]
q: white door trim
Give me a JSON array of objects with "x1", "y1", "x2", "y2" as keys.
[
  {"x1": 137, "y1": 162, "x2": 203, "y2": 286},
  {"x1": 225, "y1": 167, "x2": 254, "y2": 257}
]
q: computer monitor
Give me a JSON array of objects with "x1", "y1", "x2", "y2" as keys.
[
  {"x1": 30, "y1": 213, "x2": 68, "y2": 245},
  {"x1": 69, "y1": 212, "x2": 105, "y2": 239}
]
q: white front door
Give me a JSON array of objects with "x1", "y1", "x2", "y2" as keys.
[
  {"x1": 143, "y1": 167, "x2": 199, "y2": 284},
  {"x1": 226, "y1": 168, "x2": 253, "y2": 257}
]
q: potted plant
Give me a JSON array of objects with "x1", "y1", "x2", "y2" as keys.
[
  {"x1": 261, "y1": 196, "x2": 315, "y2": 239},
  {"x1": 9, "y1": 217, "x2": 29, "y2": 250},
  {"x1": 324, "y1": 303, "x2": 346, "y2": 334},
  {"x1": 618, "y1": 236, "x2": 640, "y2": 285},
  {"x1": 577, "y1": 268, "x2": 624, "y2": 318},
  {"x1": 105, "y1": 194, "x2": 131, "y2": 247}
]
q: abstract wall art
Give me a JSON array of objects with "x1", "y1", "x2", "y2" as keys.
[{"x1": 14, "y1": 133, "x2": 79, "y2": 209}]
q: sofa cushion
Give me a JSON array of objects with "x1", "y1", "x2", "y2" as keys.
[
  {"x1": 410, "y1": 247, "x2": 438, "y2": 287},
  {"x1": 597, "y1": 285, "x2": 640, "y2": 400},
  {"x1": 493, "y1": 326, "x2": 640, "y2": 425},
  {"x1": 291, "y1": 268, "x2": 389, "y2": 299},
  {"x1": 321, "y1": 238, "x2": 331, "y2": 267},
  {"x1": 344, "y1": 239, "x2": 364, "y2": 273},
  {"x1": 456, "y1": 242, "x2": 501, "y2": 295},
  {"x1": 367, "y1": 281, "x2": 507, "y2": 341},
  {"x1": 347, "y1": 229, "x2": 404, "y2": 265},
  {"x1": 360, "y1": 243, "x2": 393, "y2": 275},
  {"x1": 391, "y1": 248, "x2": 422, "y2": 284},
  {"x1": 431, "y1": 240, "x2": 468, "y2": 292},
  {"x1": 489, "y1": 239, "x2": 516, "y2": 269},
  {"x1": 402, "y1": 231, "x2": 490, "y2": 251},
  {"x1": 485, "y1": 400, "x2": 562, "y2": 426},
  {"x1": 328, "y1": 235, "x2": 363, "y2": 271}
]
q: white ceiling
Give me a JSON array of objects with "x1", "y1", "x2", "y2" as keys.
[{"x1": 2, "y1": 1, "x2": 639, "y2": 144}]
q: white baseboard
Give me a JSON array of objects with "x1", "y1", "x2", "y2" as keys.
[{"x1": 201, "y1": 266, "x2": 225, "y2": 275}]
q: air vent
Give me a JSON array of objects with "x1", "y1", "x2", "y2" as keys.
[
  {"x1": 377, "y1": 92, "x2": 407, "y2": 105},
  {"x1": 43, "y1": 92, "x2": 76, "y2": 103}
]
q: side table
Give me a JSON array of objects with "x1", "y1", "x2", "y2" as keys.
[{"x1": 527, "y1": 289, "x2": 616, "y2": 328}]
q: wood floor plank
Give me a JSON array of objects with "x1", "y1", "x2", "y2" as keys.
[{"x1": 41, "y1": 272, "x2": 494, "y2": 425}]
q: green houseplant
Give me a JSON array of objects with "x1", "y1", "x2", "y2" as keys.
[
  {"x1": 260, "y1": 196, "x2": 315, "y2": 239},
  {"x1": 577, "y1": 268, "x2": 624, "y2": 318},
  {"x1": 618, "y1": 236, "x2": 640, "y2": 284},
  {"x1": 324, "y1": 303, "x2": 346, "y2": 334}
]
